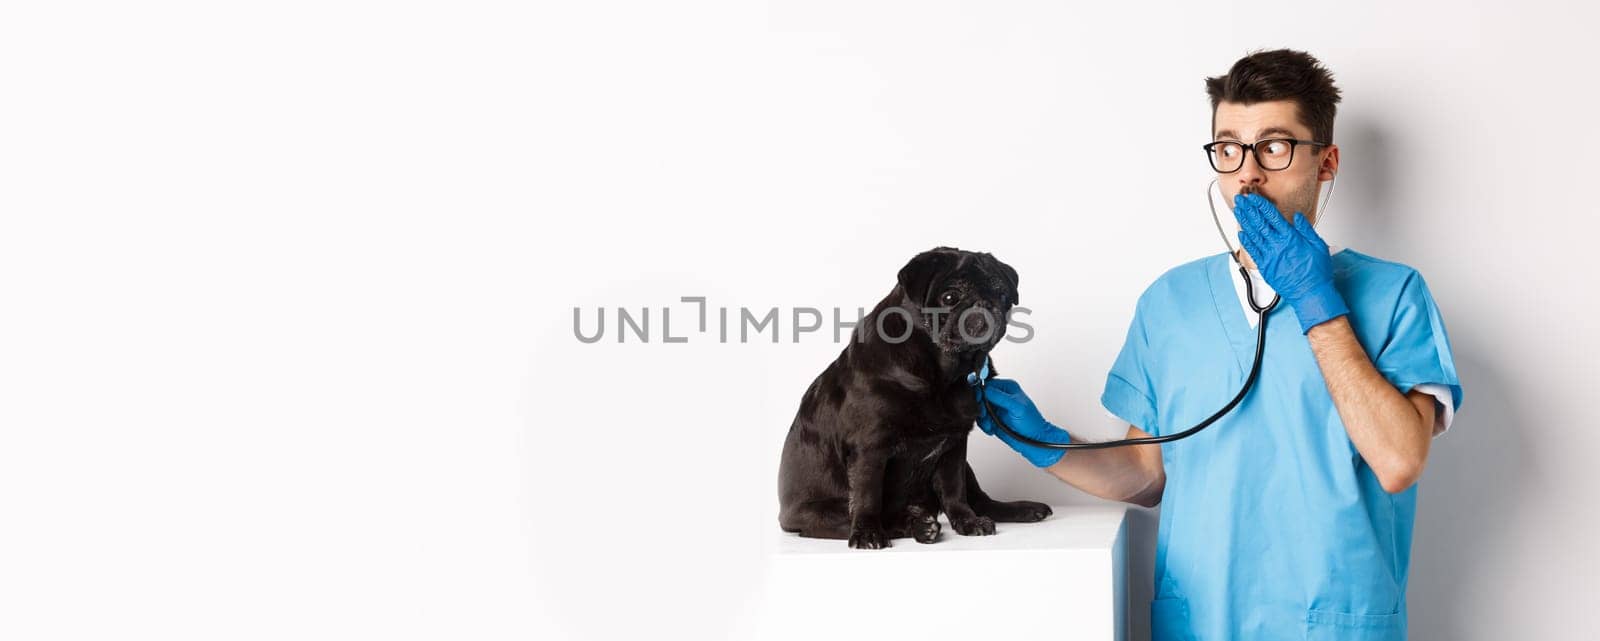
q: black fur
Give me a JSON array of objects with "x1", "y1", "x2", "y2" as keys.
[{"x1": 778, "y1": 247, "x2": 1052, "y2": 549}]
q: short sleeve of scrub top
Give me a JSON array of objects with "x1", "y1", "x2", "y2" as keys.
[
  {"x1": 1371, "y1": 270, "x2": 1465, "y2": 423},
  {"x1": 1101, "y1": 291, "x2": 1161, "y2": 435}
]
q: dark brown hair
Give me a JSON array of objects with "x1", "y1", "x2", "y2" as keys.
[{"x1": 1206, "y1": 49, "x2": 1342, "y2": 143}]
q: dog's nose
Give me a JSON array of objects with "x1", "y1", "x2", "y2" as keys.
[{"x1": 961, "y1": 306, "x2": 996, "y2": 341}]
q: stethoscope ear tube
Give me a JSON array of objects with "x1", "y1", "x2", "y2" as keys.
[
  {"x1": 976, "y1": 265, "x2": 1278, "y2": 450},
  {"x1": 1207, "y1": 177, "x2": 1240, "y2": 257},
  {"x1": 1207, "y1": 173, "x2": 1338, "y2": 261}
]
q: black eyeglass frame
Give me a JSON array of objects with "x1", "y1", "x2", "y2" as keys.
[{"x1": 1202, "y1": 138, "x2": 1330, "y2": 173}]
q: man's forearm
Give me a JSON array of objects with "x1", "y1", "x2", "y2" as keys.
[
  {"x1": 1044, "y1": 426, "x2": 1165, "y2": 507},
  {"x1": 1306, "y1": 316, "x2": 1432, "y2": 493}
]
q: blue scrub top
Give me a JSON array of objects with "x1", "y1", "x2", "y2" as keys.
[{"x1": 1100, "y1": 250, "x2": 1463, "y2": 641}]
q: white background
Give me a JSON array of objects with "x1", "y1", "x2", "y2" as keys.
[{"x1": 3, "y1": 1, "x2": 1597, "y2": 639}]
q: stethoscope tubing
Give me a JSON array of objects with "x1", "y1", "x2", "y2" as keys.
[
  {"x1": 977, "y1": 175, "x2": 1337, "y2": 451},
  {"x1": 975, "y1": 264, "x2": 1279, "y2": 450}
]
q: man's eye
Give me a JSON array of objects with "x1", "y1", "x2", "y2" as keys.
[
  {"x1": 1219, "y1": 145, "x2": 1240, "y2": 157},
  {"x1": 1263, "y1": 140, "x2": 1289, "y2": 155},
  {"x1": 940, "y1": 291, "x2": 960, "y2": 306}
]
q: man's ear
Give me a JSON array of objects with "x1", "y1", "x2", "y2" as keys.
[
  {"x1": 897, "y1": 247, "x2": 959, "y2": 308},
  {"x1": 1318, "y1": 144, "x2": 1340, "y2": 182}
]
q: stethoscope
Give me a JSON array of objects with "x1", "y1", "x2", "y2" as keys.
[{"x1": 969, "y1": 174, "x2": 1335, "y2": 450}]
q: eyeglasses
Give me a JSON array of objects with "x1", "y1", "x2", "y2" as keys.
[{"x1": 1203, "y1": 138, "x2": 1329, "y2": 173}]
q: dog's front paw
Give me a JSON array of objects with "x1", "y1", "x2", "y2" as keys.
[
  {"x1": 909, "y1": 512, "x2": 940, "y2": 544},
  {"x1": 950, "y1": 515, "x2": 996, "y2": 536},
  {"x1": 848, "y1": 525, "x2": 890, "y2": 550},
  {"x1": 986, "y1": 499, "x2": 1053, "y2": 523}
]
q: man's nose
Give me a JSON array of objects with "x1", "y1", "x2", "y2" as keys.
[{"x1": 1235, "y1": 150, "x2": 1265, "y2": 194}]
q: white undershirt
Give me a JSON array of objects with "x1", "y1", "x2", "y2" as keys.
[{"x1": 1096, "y1": 245, "x2": 1455, "y2": 439}]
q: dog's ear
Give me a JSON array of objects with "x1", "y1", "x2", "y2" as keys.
[
  {"x1": 897, "y1": 248, "x2": 960, "y2": 308},
  {"x1": 989, "y1": 254, "x2": 1020, "y2": 305},
  {"x1": 972, "y1": 252, "x2": 1024, "y2": 305}
]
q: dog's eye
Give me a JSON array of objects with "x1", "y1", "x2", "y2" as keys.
[{"x1": 939, "y1": 290, "x2": 960, "y2": 306}]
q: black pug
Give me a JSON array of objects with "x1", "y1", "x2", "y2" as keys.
[{"x1": 778, "y1": 247, "x2": 1052, "y2": 549}]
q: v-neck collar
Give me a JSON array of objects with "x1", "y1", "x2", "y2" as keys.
[
  {"x1": 1205, "y1": 253, "x2": 1266, "y2": 376},
  {"x1": 1204, "y1": 246, "x2": 1349, "y2": 372},
  {"x1": 1226, "y1": 245, "x2": 1346, "y2": 329}
]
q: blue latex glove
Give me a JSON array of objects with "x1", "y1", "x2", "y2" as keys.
[
  {"x1": 1233, "y1": 192, "x2": 1350, "y2": 333},
  {"x1": 974, "y1": 378, "x2": 1069, "y2": 468}
]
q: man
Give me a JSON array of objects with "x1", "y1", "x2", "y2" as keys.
[{"x1": 977, "y1": 49, "x2": 1462, "y2": 641}]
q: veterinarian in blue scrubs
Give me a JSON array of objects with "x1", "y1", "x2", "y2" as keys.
[{"x1": 976, "y1": 50, "x2": 1462, "y2": 641}]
